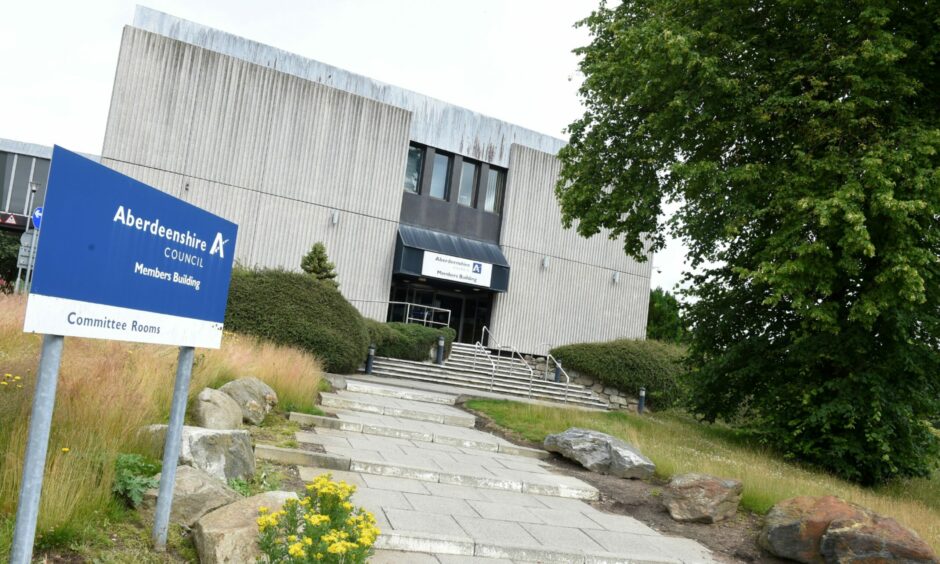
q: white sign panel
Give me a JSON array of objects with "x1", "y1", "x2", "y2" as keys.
[{"x1": 421, "y1": 251, "x2": 493, "y2": 287}]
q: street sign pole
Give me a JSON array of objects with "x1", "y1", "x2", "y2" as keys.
[
  {"x1": 13, "y1": 147, "x2": 238, "y2": 562},
  {"x1": 152, "y1": 346, "x2": 195, "y2": 551},
  {"x1": 25, "y1": 226, "x2": 40, "y2": 293},
  {"x1": 9, "y1": 335, "x2": 65, "y2": 564}
]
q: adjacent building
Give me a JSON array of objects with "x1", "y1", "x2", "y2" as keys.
[{"x1": 95, "y1": 7, "x2": 652, "y2": 353}]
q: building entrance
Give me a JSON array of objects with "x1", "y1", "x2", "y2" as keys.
[{"x1": 389, "y1": 279, "x2": 492, "y2": 344}]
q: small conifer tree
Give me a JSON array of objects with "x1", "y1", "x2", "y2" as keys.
[{"x1": 301, "y1": 242, "x2": 339, "y2": 287}]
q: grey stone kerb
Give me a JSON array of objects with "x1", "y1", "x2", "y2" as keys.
[{"x1": 131, "y1": 5, "x2": 567, "y2": 168}]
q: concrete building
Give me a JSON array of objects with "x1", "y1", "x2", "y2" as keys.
[{"x1": 98, "y1": 7, "x2": 652, "y2": 354}]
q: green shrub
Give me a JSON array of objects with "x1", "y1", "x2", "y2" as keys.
[
  {"x1": 365, "y1": 320, "x2": 455, "y2": 362},
  {"x1": 225, "y1": 268, "x2": 369, "y2": 374},
  {"x1": 550, "y1": 339, "x2": 688, "y2": 409},
  {"x1": 112, "y1": 454, "x2": 161, "y2": 508}
]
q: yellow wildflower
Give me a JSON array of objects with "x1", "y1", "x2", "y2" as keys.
[
  {"x1": 61, "y1": 447, "x2": 70, "y2": 453},
  {"x1": 258, "y1": 506, "x2": 269, "y2": 514},
  {"x1": 1, "y1": 381, "x2": 7, "y2": 386},
  {"x1": 287, "y1": 542, "x2": 306, "y2": 558},
  {"x1": 287, "y1": 534, "x2": 297, "y2": 542},
  {"x1": 326, "y1": 540, "x2": 357, "y2": 555}
]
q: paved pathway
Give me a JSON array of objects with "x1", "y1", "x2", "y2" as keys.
[{"x1": 262, "y1": 379, "x2": 716, "y2": 563}]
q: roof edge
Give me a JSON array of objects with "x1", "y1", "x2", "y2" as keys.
[{"x1": 131, "y1": 5, "x2": 566, "y2": 167}]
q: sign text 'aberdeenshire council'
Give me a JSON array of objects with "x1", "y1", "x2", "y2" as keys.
[{"x1": 23, "y1": 147, "x2": 238, "y2": 348}]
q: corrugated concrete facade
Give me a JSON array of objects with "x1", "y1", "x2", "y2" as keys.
[
  {"x1": 131, "y1": 6, "x2": 564, "y2": 169},
  {"x1": 102, "y1": 27, "x2": 411, "y2": 321},
  {"x1": 491, "y1": 145, "x2": 652, "y2": 353},
  {"x1": 101, "y1": 11, "x2": 651, "y2": 353}
]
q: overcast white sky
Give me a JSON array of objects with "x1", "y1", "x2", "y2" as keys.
[{"x1": 0, "y1": 0, "x2": 688, "y2": 293}]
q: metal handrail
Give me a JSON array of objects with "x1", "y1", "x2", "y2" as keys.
[
  {"x1": 545, "y1": 353, "x2": 571, "y2": 404},
  {"x1": 479, "y1": 326, "x2": 535, "y2": 397},
  {"x1": 471, "y1": 341, "x2": 498, "y2": 391},
  {"x1": 348, "y1": 299, "x2": 451, "y2": 329}
]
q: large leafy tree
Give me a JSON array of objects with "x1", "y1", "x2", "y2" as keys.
[
  {"x1": 558, "y1": 1, "x2": 940, "y2": 483},
  {"x1": 646, "y1": 287, "x2": 687, "y2": 343}
]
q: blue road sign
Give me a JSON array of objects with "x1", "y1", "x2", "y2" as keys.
[
  {"x1": 31, "y1": 207, "x2": 43, "y2": 230},
  {"x1": 23, "y1": 146, "x2": 238, "y2": 348}
]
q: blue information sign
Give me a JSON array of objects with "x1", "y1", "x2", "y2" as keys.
[
  {"x1": 31, "y1": 207, "x2": 43, "y2": 230},
  {"x1": 23, "y1": 147, "x2": 238, "y2": 348}
]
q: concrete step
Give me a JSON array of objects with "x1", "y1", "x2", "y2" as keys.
[
  {"x1": 320, "y1": 391, "x2": 477, "y2": 428},
  {"x1": 289, "y1": 410, "x2": 551, "y2": 460},
  {"x1": 257, "y1": 445, "x2": 599, "y2": 501},
  {"x1": 375, "y1": 357, "x2": 598, "y2": 399},
  {"x1": 368, "y1": 363, "x2": 608, "y2": 409},
  {"x1": 445, "y1": 357, "x2": 538, "y2": 378},
  {"x1": 368, "y1": 368, "x2": 607, "y2": 409},
  {"x1": 345, "y1": 379, "x2": 457, "y2": 406},
  {"x1": 368, "y1": 370, "x2": 608, "y2": 410},
  {"x1": 372, "y1": 364, "x2": 602, "y2": 403}
]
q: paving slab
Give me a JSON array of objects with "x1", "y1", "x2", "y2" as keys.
[
  {"x1": 361, "y1": 474, "x2": 432, "y2": 494},
  {"x1": 405, "y1": 492, "x2": 481, "y2": 517},
  {"x1": 320, "y1": 390, "x2": 477, "y2": 427},
  {"x1": 521, "y1": 523, "x2": 607, "y2": 553},
  {"x1": 346, "y1": 379, "x2": 458, "y2": 405},
  {"x1": 298, "y1": 467, "x2": 367, "y2": 488},
  {"x1": 385, "y1": 508, "x2": 469, "y2": 538},
  {"x1": 454, "y1": 516, "x2": 540, "y2": 547},
  {"x1": 371, "y1": 550, "x2": 441, "y2": 564},
  {"x1": 466, "y1": 500, "x2": 542, "y2": 524}
]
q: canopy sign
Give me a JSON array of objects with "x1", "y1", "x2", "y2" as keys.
[{"x1": 23, "y1": 146, "x2": 237, "y2": 348}]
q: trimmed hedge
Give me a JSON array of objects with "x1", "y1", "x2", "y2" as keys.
[
  {"x1": 225, "y1": 268, "x2": 369, "y2": 373},
  {"x1": 365, "y1": 320, "x2": 456, "y2": 362},
  {"x1": 550, "y1": 339, "x2": 688, "y2": 409}
]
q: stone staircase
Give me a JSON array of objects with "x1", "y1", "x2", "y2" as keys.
[
  {"x1": 257, "y1": 379, "x2": 715, "y2": 563},
  {"x1": 366, "y1": 342, "x2": 609, "y2": 409}
]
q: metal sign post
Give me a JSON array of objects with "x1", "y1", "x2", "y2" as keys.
[
  {"x1": 152, "y1": 346, "x2": 194, "y2": 550},
  {"x1": 11, "y1": 146, "x2": 238, "y2": 562},
  {"x1": 8, "y1": 335, "x2": 65, "y2": 564}
]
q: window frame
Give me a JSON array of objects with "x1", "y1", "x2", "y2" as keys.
[
  {"x1": 456, "y1": 158, "x2": 479, "y2": 208},
  {"x1": 403, "y1": 143, "x2": 425, "y2": 195},
  {"x1": 428, "y1": 150, "x2": 453, "y2": 201}
]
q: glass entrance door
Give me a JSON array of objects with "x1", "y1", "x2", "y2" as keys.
[{"x1": 389, "y1": 279, "x2": 494, "y2": 344}]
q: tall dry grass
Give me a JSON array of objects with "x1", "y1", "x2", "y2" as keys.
[
  {"x1": 0, "y1": 293, "x2": 322, "y2": 554},
  {"x1": 468, "y1": 400, "x2": 940, "y2": 554}
]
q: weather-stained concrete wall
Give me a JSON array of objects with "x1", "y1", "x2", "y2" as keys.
[
  {"x1": 102, "y1": 26, "x2": 412, "y2": 321},
  {"x1": 490, "y1": 144, "x2": 652, "y2": 353}
]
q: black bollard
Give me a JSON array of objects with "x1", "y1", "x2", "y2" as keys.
[
  {"x1": 365, "y1": 344, "x2": 376, "y2": 374},
  {"x1": 554, "y1": 360, "x2": 563, "y2": 383},
  {"x1": 638, "y1": 387, "x2": 646, "y2": 414},
  {"x1": 435, "y1": 335, "x2": 445, "y2": 365}
]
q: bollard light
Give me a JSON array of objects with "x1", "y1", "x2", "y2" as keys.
[
  {"x1": 638, "y1": 387, "x2": 646, "y2": 415},
  {"x1": 365, "y1": 344, "x2": 376, "y2": 374},
  {"x1": 435, "y1": 335, "x2": 445, "y2": 365}
]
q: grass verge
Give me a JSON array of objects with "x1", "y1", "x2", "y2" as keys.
[
  {"x1": 0, "y1": 293, "x2": 323, "y2": 557},
  {"x1": 466, "y1": 399, "x2": 940, "y2": 553}
]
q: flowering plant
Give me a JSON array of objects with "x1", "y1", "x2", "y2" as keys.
[{"x1": 257, "y1": 473, "x2": 379, "y2": 563}]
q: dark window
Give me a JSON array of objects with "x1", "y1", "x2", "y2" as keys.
[
  {"x1": 482, "y1": 168, "x2": 506, "y2": 213},
  {"x1": 403, "y1": 145, "x2": 423, "y2": 194},
  {"x1": 429, "y1": 152, "x2": 452, "y2": 200},
  {"x1": 457, "y1": 160, "x2": 478, "y2": 207}
]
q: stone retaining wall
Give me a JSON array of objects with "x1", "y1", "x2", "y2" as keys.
[{"x1": 525, "y1": 356, "x2": 639, "y2": 411}]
